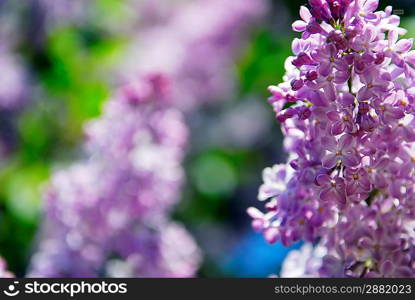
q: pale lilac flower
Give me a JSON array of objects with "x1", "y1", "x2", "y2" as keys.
[
  {"x1": 0, "y1": 46, "x2": 27, "y2": 110},
  {"x1": 280, "y1": 243, "x2": 326, "y2": 277},
  {"x1": 258, "y1": 164, "x2": 294, "y2": 201},
  {"x1": 292, "y1": 6, "x2": 314, "y2": 34}
]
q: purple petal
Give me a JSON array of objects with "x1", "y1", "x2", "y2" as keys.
[
  {"x1": 327, "y1": 111, "x2": 340, "y2": 121},
  {"x1": 292, "y1": 20, "x2": 308, "y2": 32},
  {"x1": 405, "y1": 50, "x2": 415, "y2": 65},
  {"x1": 333, "y1": 189, "x2": 346, "y2": 205},
  {"x1": 320, "y1": 187, "x2": 336, "y2": 202},
  {"x1": 316, "y1": 174, "x2": 331, "y2": 185},
  {"x1": 374, "y1": 173, "x2": 387, "y2": 189},
  {"x1": 308, "y1": 90, "x2": 329, "y2": 107},
  {"x1": 403, "y1": 126, "x2": 415, "y2": 142},
  {"x1": 334, "y1": 71, "x2": 350, "y2": 83},
  {"x1": 247, "y1": 207, "x2": 264, "y2": 219},
  {"x1": 388, "y1": 107, "x2": 405, "y2": 119},
  {"x1": 331, "y1": 121, "x2": 345, "y2": 135},
  {"x1": 264, "y1": 227, "x2": 279, "y2": 244},
  {"x1": 342, "y1": 154, "x2": 360, "y2": 167},
  {"x1": 396, "y1": 267, "x2": 414, "y2": 277},
  {"x1": 392, "y1": 52, "x2": 405, "y2": 68},
  {"x1": 388, "y1": 30, "x2": 398, "y2": 45},
  {"x1": 346, "y1": 181, "x2": 359, "y2": 196},
  {"x1": 334, "y1": 59, "x2": 349, "y2": 71},
  {"x1": 344, "y1": 120, "x2": 356, "y2": 133},
  {"x1": 375, "y1": 157, "x2": 390, "y2": 169},
  {"x1": 358, "y1": 237, "x2": 374, "y2": 248},
  {"x1": 357, "y1": 87, "x2": 373, "y2": 101},
  {"x1": 299, "y1": 5, "x2": 312, "y2": 22},
  {"x1": 389, "y1": 181, "x2": 402, "y2": 198},
  {"x1": 359, "y1": 176, "x2": 371, "y2": 191},
  {"x1": 338, "y1": 134, "x2": 353, "y2": 150},
  {"x1": 365, "y1": 12, "x2": 377, "y2": 20},
  {"x1": 361, "y1": 53, "x2": 375, "y2": 64},
  {"x1": 321, "y1": 136, "x2": 338, "y2": 151},
  {"x1": 319, "y1": 62, "x2": 332, "y2": 77},
  {"x1": 334, "y1": 176, "x2": 345, "y2": 188},
  {"x1": 324, "y1": 82, "x2": 336, "y2": 102},
  {"x1": 340, "y1": 93, "x2": 355, "y2": 106},
  {"x1": 395, "y1": 38, "x2": 413, "y2": 53},
  {"x1": 252, "y1": 219, "x2": 264, "y2": 232}
]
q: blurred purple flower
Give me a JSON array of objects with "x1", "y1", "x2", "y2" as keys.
[
  {"x1": 0, "y1": 47, "x2": 27, "y2": 110},
  {"x1": 29, "y1": 75, "x2": 201, "y2": 277},
  {"x1": 119, "y1": 0, "x2": 266, "y2": 111}
]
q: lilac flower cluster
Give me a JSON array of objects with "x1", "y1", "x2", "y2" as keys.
[
  {"x1": 249, "y1": 0, "x2": 415, "y2": 277},
  {"x1": 29, "y1": 75, "x2": 201, "y2": 277},
  {"x1": 120, "y1": 0, "x2": 266, "y2": 111}
]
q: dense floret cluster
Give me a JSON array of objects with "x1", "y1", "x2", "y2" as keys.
[{"x1": 249, "y1": 0, "x2": 415, "y2": 277}]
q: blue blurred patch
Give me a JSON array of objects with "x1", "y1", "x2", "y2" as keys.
[{"x1": 221, "y1": 232, "x2": 302, "y2": 277}]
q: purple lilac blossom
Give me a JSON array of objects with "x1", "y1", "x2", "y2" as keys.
[
  {"x1": 0, "y1": 45, "x2": 27, "y2": 110},
  {"x1": 249, "y1": 0, "x2": 415, "y2": 277},
  {"x1": 119, "y1": 0, "x2": 266, "y2": 111},
  {"x1": 0, "y1": 258, "x2": 14, "y2": 278},
  {"x1": 29, "y1": 75, "x2": 201, "y2": 277}
]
